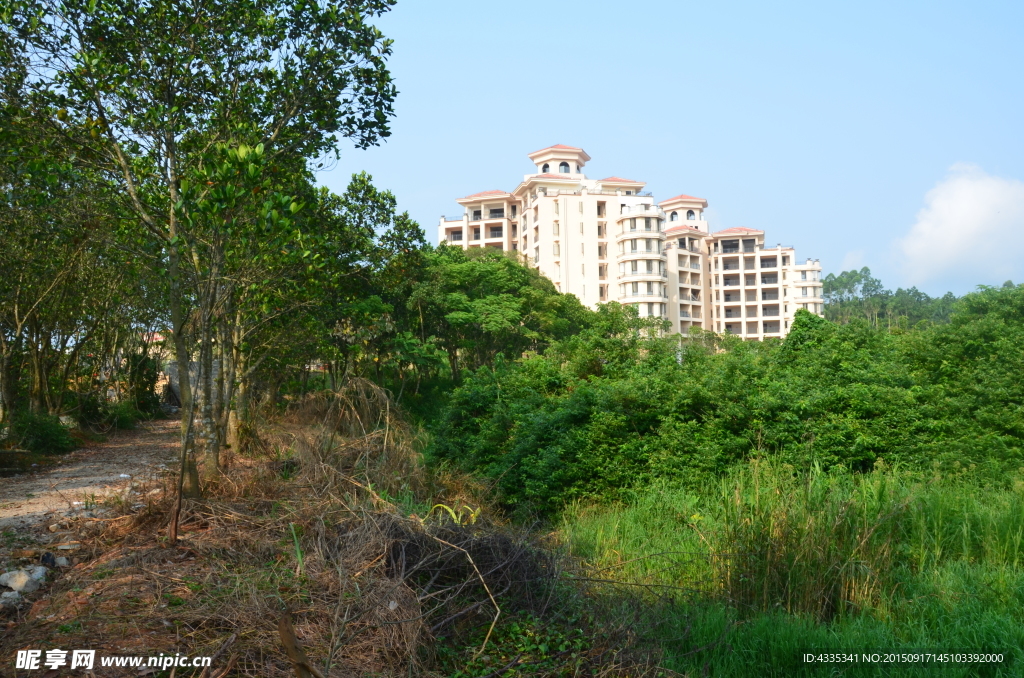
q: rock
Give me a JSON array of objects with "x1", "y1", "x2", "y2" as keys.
[
  {"x1": 40, "y1": 552, "x2": 57, "y2": 568},
  {"x1": 48, "y1": 524, "x2": 59, "y2": 532},
  {"x1": 11, "y1": 549, "x2": 38, "y2": 559},
  {"x1": 27, "y1": 565, "x2": 48, "y2": 581},
  {"x1": 0, "y1": 570, "x2": 41, "y2": 593},
  {"x1": 55, "y1": 542, "x2": 81, "y2": 551},
  {"x1": 55, "y1": 557, "x2": 69, "y2": 567},
  {"x1": 0, "y1": 591, "x2": 21, "y2": 606}
]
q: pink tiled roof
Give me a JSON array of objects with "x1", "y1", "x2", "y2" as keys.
[
  {"x1": 461, "y1": 190, "x2": 510, "y2": 199},
  {"x1": 713, "y1": 227, "x2": 764, "y2": 235},
  {"x1": 660, "y1": 193, "x2": 706, "y2": 204},
  {"x1": 664, "y1": 224, "x2": 705, "y2": 234},
  {"x1": 599, "y1": 176, "x2": 643, "y2": 184},
  {"x1": 531, "y1": 144, "x2": 583, "y2": 154},
  {"x1": 531, "y1": 173, "x2": 580, "y2": 180}
]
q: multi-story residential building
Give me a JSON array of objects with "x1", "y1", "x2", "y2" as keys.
[{"x1": 439, "y1": 145, "x2": 824, "y2": 339}]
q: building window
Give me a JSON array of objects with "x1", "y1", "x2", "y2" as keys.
[
  {"x1": 450, "y1": 230, "x2": 463, "y2": 242},
  {"x1": 489, "y1": 226, "x2": 503, "y2": 238},
  {"x1": 802, "y1": 287, "x2": 808, "y2": 296},
  {"x1": 645, "y1": 217, "x2": 651, "y2": 231},
  {"x1": 553, "y1": 221, "x2": 559, "y2": 235},
  {"x1": 472, "y1": 210, "x2": 482, "y2": 221},
  {"x1": 542, "y1": 163, "x2": 550, "y2": 173},
  {"x1": 630, "y1": 240, "x2": 638, "y2": 252},
  {"x1": 597, "y1": 202, "x2": 606, "y2": 217},
  {"x1": 559, "y1": 161, "x2": 570, "y2": 173},
  {"x1": 631, "y1": 282, "x2": 638, "y2": 294},
  {"x1": 687, "y1": 210, "x2": 695, "y2": 220},
  {"x1": 553, "y1": 242, "x2": 560, "y2": 256},
  {"x1": 670, "y1": 211, "x2": 678, "y2": 221},
  {"x1": 472, "y1": 228, "x2": 481, "y2": 240},
  {"x1": 801, "y1": 271, "x2": 807, "y2": 280}
]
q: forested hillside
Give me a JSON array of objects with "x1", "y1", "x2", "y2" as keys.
[{"x1": 823, "y1": 266, "x2": 961, "y2": 325}]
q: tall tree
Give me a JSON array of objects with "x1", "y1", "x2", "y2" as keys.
[{"x1": 6, "y1": 0, "x2": 397, "y2": 486}]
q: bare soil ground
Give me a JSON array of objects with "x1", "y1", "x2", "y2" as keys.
[{"x1": 0, "y1": 419, "x2": 180, "y2": 533}]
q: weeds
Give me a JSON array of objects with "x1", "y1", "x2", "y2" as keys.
[{"x1": 562, "y1": 463, "x2": 1024, "y2": 676}]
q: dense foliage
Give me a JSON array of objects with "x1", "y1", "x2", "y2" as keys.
[
  {"x1": 823, "y1": 266, "x2": 960, "y2": 325},
  {"x1": 430, "y1": 287, "x2": 1024, "y2": 515}
]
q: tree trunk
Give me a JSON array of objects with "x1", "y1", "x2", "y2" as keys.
[
  {"x1": 168, "y1": 244, "x2": 201, "y2": 498},
  {"x1": 219, "y1": 310, "x2": 237, "y2": 452},
  {"x1": 198, "y1": 305, "x2": 219, "y2": 483}
]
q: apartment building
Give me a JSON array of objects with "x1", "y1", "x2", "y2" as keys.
[{"x1": 439, "y1": 145, "x2": 823, "y2": 339}]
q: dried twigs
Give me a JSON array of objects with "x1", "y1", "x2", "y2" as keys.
[{"x1": 278, "y1": 609, "x2": 326, "y2": 678}]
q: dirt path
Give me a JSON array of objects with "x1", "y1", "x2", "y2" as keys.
[{"x1": 0, "y1": 419, "x2": 180, "y2": 532}]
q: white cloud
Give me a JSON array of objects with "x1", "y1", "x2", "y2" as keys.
[
  {"x1": 898, "y1": 164, "x2": 1024, "y2": 287},
  {"x1": 840, "y1": 249, "x2": 865, "y2": 271}
]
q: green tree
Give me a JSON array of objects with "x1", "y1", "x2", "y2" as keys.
[{"x1": 6, "y1": 0, "x2": 398, "y2": 487}]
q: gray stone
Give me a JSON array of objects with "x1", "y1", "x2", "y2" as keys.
[
  {"x1": 55, "y1": 557, "x2": 69, "y2": 567},
  {"x1": 0, "y1": 570, "x2": 41, "y2": 593},
  {"x1": 27, "y1": 565, "x2": 48, "y2": 581},
  {"x1": 0, "y1": 591, "x2": 22, "y2": 606}
]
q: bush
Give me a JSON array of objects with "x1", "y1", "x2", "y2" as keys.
[
  {"x1": 73, "y1": 393, "x2": 146, "y2": 430},
  {"x1": 8, "y1": 412, "x2": 77, "y2": 454}
]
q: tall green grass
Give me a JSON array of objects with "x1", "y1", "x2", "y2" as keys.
[{"x1": 561, "y1": 464, "x2": 1024, "y2": 676}]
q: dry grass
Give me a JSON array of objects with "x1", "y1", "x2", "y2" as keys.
[{"x1": 1, "y1": 381, "x2": 666, "y2": 677}]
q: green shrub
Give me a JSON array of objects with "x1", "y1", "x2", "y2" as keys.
[
  {"x1": 73, "y1": 393, "x2": 146, "y2": 430},
  {"x1": 8, "y1": 412, "x2": 77, "y2": 454}
]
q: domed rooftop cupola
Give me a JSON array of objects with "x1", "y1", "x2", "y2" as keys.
[{"x1": 527, "y1": 144, "x2": 591, "y2": 176}]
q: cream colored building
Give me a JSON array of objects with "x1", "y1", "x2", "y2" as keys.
[{"x1": 439, "y1": 145, "x2": 823, "y2": 339}]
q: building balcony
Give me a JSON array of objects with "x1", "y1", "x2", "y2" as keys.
[
  {"x1": 621, "y1": 292, "x2": 669, "y2": 299},
  {"x1": 618, "y1": 204, "x2": 666, "y2": 218},
  {"x1": 616, "y1": 228, "x2": 666, "y2": 242},
  {"x1": 620, "y1": 271, "x2": 668, "y2": 279}
]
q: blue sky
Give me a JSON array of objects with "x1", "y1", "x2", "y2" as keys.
[{"x1": 319, "y1": 0, "x2": 1024, "y2": 296}]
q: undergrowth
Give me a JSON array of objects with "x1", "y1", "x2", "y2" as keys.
[
  {"x1": 1, "y1": 380, "x2": 665, "y2": 677},
  {"x1": 561, "y1": 463, "x2": 1024, "y2": 676}
]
